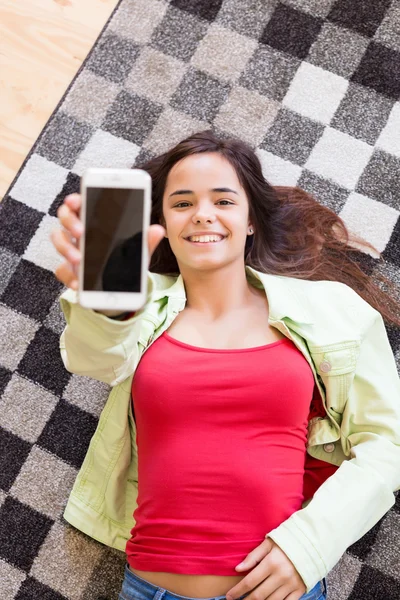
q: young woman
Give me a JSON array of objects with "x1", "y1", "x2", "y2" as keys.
[{"x1": 51, "y1": 130, "x2": 400, "y2": 600}]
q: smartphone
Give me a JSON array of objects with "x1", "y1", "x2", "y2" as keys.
[{"x1": 78, "y1": 168, "x2": 151, "y2": 311}]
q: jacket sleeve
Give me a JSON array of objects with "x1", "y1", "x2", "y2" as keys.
[
  {"x1": 58, "y1": 272, "x2": 157, "y2": 386},
  {"x1": 266, "y1": 309, "x2": 400, "y2": 593}
]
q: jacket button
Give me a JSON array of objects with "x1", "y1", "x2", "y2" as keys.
[
  {"x1": 319, "y1": 360, "x2": 332, "y2": 373},
  {"x1": 323, "y1": 443, "x2": 335, "y2": 453}
]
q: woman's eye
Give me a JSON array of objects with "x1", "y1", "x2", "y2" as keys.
[{"x1": 174, "y1": 200, "x2": 233, "y2": 208}]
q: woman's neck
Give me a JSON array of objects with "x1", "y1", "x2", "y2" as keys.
[{"x1": 180, "y1": 263, "x2": 260, "y2": 320}]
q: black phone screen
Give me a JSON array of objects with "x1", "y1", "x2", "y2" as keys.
[{"x1": 83, "y1": 187, "x2": 145, "y2": 292}]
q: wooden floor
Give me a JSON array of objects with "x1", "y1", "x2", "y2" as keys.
[{"x1": 0, "y1": 0, "x2": 120, "y2": 201}]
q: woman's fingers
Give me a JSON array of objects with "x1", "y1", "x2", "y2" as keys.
[
  {"x1": 51, "y1": 227, "x2": 81, "y2": 263},
  {"x1": 148, "y1": 224, "x2": 166, "y2": 262},
  {"x1": 54, "y1": 260, "x2": 78, "y2": 289},
  {"x1": 57, "y1": 200, "x2": 84, "y2": 239}
]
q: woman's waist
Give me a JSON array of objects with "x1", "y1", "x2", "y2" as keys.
[{"x1": 128, "y1": 566, "x2": 246, "y2": 598}]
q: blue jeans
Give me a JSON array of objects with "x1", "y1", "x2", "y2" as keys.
[{"x1": 119, "y1": 563, "x2": 327, "y2": 600}]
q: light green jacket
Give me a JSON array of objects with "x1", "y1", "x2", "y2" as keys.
[{"x1": 59, "y1": 265, "x2": 400, "y2": 593}]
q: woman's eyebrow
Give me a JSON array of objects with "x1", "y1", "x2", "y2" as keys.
[{"x1": 168, "y1": 187, "x2": 239, "y2": 198}]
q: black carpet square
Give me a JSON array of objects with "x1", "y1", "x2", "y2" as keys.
[
  {"x1": 37, "y1": 398, "x2": 98, "y2": 469},
  {"x1": 48, "y1": 172, "x2": 81, "y2": 217},
  {"x1": 1, "y1": 260, "x2": 64, "y2": 322},
  {"x1": 17, "y1": 326, "x2": 71, "y2": 396},
  {"x1": 349, "y1": 564, "x2": 400, "y2": 600},
  {"x1": 170, "y1": 0, "x2": 223, "y2": 22},
  {"x1": 0, "y1": 197, "x2": 43, "y2": 256},
  {"x1": 382, "y1": 219, "x2": 400, "y2": 270},
  {"x1": 150, "y1": 6, "x2": 209, "y2": 62},
  {"x1": 16, "y1": 578, "x2": 68, "y2": 600},
  {"x1": 170, "y1": 68, "x2": 231, "y2": 121},
  {"x1": 356, "y1": 150, "x2": 400, "y2": 208},
  {"x1": 331, "y1": 83, "x2": 395, "y2": 145},
  {"x1": 351, "y1": 42, "x2": 400, "y2": 100},
  {"x1": 0, "y1": 365, "x2": 13, "y2": 396},
  {"x1": 328, "y1": 0, "x2": 392, "y2": 38},
  {"x1": 86, "y1": 33, "x2": 140, "y2": 84},
  {"x1": 347, "y1": 517, "x2": 385, "y2": 561},
  {"x1": 260, "y1": 4, "x2": 323, "y2": 60},
  {"x1": 0, "y1": 428, "x2": 32, "y2": 492},
  {"x1": 36, "y1": 113, "x2": 93, "y2": 170},
  {"x1": 0, "y1": 496, "x2": 53, "y2": 571},
  {"x1": 102, "y1": 90, "x2": 163, "y2": 145},
  {"x1": 260, "y1": 108, "x2": 325, "y2": 166}
]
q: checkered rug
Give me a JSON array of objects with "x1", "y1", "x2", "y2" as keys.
[{"x1": 1, "y1": 0, "x2": 400, "y2": 598}]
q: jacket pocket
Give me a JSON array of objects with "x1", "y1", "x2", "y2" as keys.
[{"x1": 309, "y1": 341, "x2": 360, "y2": 416}]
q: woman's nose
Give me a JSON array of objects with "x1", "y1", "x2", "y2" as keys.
[{"x1": 192, "y1": 208, "x2": 216, "y2": 223}]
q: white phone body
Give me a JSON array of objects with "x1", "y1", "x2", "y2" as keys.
[{"x1": 78, "y1": 168, "x2": 151, "y2": 311}]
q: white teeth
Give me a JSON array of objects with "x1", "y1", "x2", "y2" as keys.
[{"x1": 188, "y1": 235, "x2": 224, "y2": 242}]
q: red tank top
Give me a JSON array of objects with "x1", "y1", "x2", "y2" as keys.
[{"x1": 126, "y1": 331, "x2": 338, "y2": 574}]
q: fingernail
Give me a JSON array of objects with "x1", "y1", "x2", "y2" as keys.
[
  {"x1": 68, "y1": 249, "x2": 80, "y2": 262},
  {"x1": 72, "y1": 225, "x2": 83, "y2": 236}
]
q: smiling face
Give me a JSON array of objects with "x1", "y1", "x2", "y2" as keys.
[{"x1": 161, "y1": 152, "x2": 253, "y2": 274}]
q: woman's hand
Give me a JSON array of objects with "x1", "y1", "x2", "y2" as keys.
[
  {"x1": 50, "y1": 193, "x2": 83, "y2": 290},
  {"x1": 225, "y1": 538, "x2": 306, "y2": 600},
  {"x1": 50, "y1": 193, "x2": 166, "y2": 291}
]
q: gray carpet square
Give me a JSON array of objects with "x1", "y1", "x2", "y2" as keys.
[
  {"x1": 0, "y1": 249, "x2": 20, "y2": 295},
  {"x1": 60, "y1": 70, "x2": 121, "y2": 128},
  {"x1": 0, "y1": 374, "x2": 58, "y2": 443},
  {"x1": 191, "y1": 22, "x2": 258, "y2": 83},
  {"x1": 29, "y1": 521, "x2": 103, "y2": 600},
  {"x1": 307, "y1": 22, "x2": 369, "y2": 78},
  {"x1": 0, "y1": 305, "x2": 39, "y2": 371},
  {"x1": 260, "y1": 107, "x2": 325, "y2": 165},
  {"x1": 297, "y1": 170, "x2": 349, "y2": 212},
  {"x1": 331, "y1": 83, "x2": 395, "y2": 145},
  {"x1": 239, "y1": 45, "x2": 300, "y2": 102},
  {"x1": 10, "y1": 446, "x2": 77, "y2": 521},
  {"x1": 125, "y1": 46, "x2": 188, "y2": 105},
  {"x1": 0, "y1": 559, "x2": 26, "y2": 598},
  {"x1": 214, "y1": 86, "x2": 280, "y2": 147},
  {"x1": 36, "y1": 113, "x2": 93, "y2": 170},
  {"x1": 374, "y1": 0, "x2": 400, "y2": 52},
  {"x1": 356, "y1": 150, "x2": 400, "y2": 208},
  {"x1": 216, "y1": 0, "x2": 277, "y2": 38},
  {"x1": 143, "y1": 106, "x2": 210, "y2": 155},
  {"x1": 150, "y1": 5, "x2": 209, "y2": 62},
  {"x1": 63, "y1": 374, "x2": 111, "y2": 418},
  {"x1": 281, "y1": 0, "x2": 337, "y2": 19},
  {"x1": 170, "y1": 67, "x2": 231, "y2": 121},
  {"x1": 102, "y1": 90, "x2": 164, "y2": 145},
  {"x1": 107, "y1": 0, "x2": 168, "y2": 45},
  {"x1": 44, "y1": 296, "x2": 67, "y2": 335},
  {"x1": 85, "y1": 33, "x2": 140, "y2": 84}
]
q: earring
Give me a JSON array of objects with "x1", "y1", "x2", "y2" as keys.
[{"x1": 248, "y1": 228, "x2": 253, "y2": 234}]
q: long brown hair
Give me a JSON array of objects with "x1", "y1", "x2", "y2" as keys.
[{"x1": 136, "y1": 130, "x2": 400, "y2": 330}]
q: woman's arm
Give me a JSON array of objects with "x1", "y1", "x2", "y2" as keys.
[
  {"x1": 58, "y1": 272, "x2": 156, "y2": 385},
  {"x1": 266, "y1": 310, "x2": 400, "y2": 592}
]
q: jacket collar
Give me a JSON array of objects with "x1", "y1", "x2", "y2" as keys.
[{"x1": 151, "y1": 265, "x2": 315, "y2": 326}]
